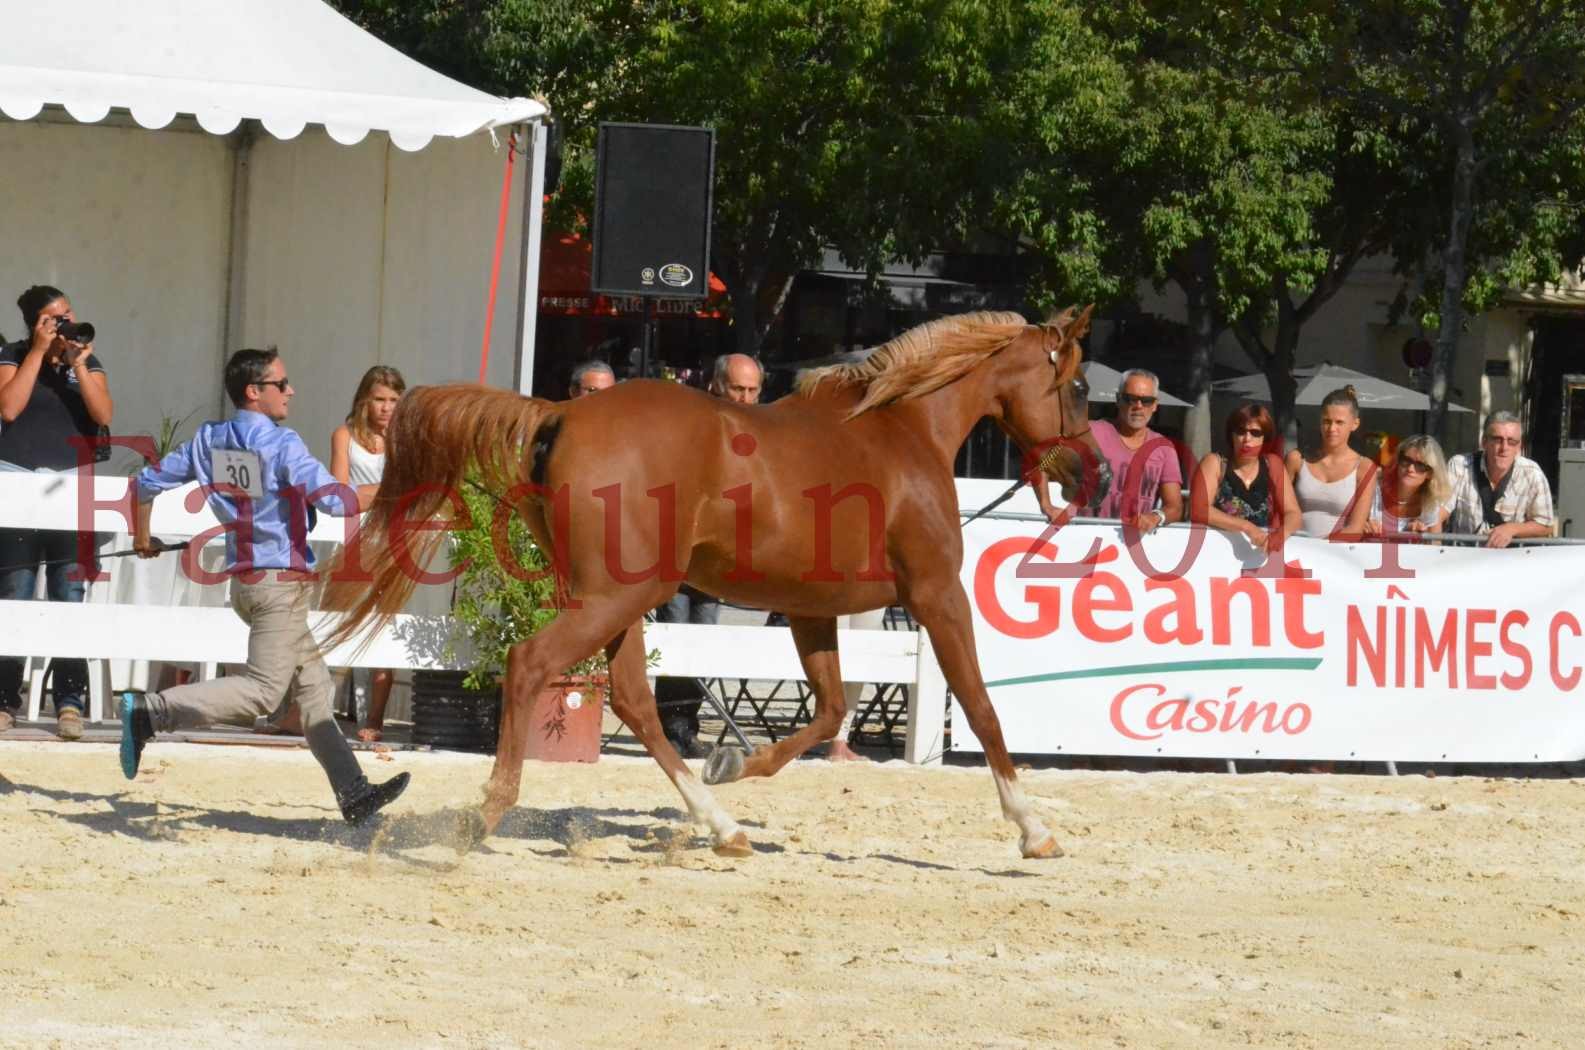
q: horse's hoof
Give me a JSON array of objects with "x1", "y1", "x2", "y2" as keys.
[
  {"x1": 458, "y1": 808, "x2": 490, "y2": 851},
  {"x1": 701, "y1": 746, "x2": 746, "y2": 785},
  {"x1": 711, "y1": 830, "x2": 753, "y2": 858},
  {"x1": 1021, "y1": 834, "x2": 1065, "y2": 860}
]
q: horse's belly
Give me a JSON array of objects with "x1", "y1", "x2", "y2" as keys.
[{"x1": 688, "y1": 563, "x2": 898, "y2": 619}]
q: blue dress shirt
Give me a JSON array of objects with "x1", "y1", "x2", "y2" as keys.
[{"x1": 136, "y1": 410, "x2": 355, "y2": 573}]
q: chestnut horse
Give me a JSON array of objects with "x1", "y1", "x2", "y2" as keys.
[{"x1": 325, "y1": 307, "x2": 1096, "y2": 858}]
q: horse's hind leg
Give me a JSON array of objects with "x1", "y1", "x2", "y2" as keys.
[
  {"x1": 604, "y1": 622, "x2": 751, "y2": 857},
  {"x1": 707, "y1": 615, "x2": 848, "y2": 783},
  {"x1": 906, "y1": 580, "x2": 1062, "y2": 859}
]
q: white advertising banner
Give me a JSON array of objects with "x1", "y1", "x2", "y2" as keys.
[{"x1": 953, "y1": 519, "x2": 1585, "y2": 762}]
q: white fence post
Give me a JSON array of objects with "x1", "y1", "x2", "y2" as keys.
[{"x1": 905, "y1": 627, "x2": 945, "y2": 765}]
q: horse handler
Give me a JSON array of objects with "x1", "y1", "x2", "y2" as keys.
[{"x1": 119, "y1": 348, "x2": 409, "y2": 826}]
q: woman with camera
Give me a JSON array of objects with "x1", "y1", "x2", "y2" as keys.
[{"x1": 0, "y1": 285, "x2": 113, "y2": 738}]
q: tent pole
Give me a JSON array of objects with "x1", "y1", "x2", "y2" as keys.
[
  {"x1": 512, "y1": 119, "x2": 548, "y2": 396},
  {"x1": 220, "y1": 120, "x2": 257, "y2": 417}
]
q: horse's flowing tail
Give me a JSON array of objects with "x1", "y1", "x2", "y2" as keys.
[{"x1": 322, "y1": 383, "x2": 559, "y2": 651}]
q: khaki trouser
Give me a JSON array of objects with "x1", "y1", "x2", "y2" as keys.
[{"x1": 144, "y1": 576, "x2": 365, "y2": 798}]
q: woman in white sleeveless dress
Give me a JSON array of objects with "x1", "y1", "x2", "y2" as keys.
[
  {"x1": 330, "y1": 366, "x2": 406, "y2": 741},
  {"x1": 1285, "y1": 385, "x2": 1376, "y2": 539}
]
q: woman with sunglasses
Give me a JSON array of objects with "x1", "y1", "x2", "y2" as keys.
[
  {"x1": 1363, "y1": 434, "x2": 1451, "y2": 536},
  {"x1": 1194, "y1": 403, "x2": 1301, "y2": 552},
  {"x1": 1284, "y1": 385, "x2": 1377, "y2": 539}
]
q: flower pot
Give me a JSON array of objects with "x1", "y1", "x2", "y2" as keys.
[{"x1": 525, "y1": 677, "x2": 607, "y2": 763}]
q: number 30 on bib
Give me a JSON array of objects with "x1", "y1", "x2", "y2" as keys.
[{"x1": 211, "y1": 448, "x2": 265, "y2": 500}]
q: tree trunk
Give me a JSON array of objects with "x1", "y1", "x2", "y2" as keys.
[
  {"x1": 733, "y1": 289, "x2": 762, "y2": 357},
  {"x1": 718, "y1": 257, "x2": 763, "y2": 359},
  {"x1": 1181, "y1": 271, "x2": 1217, "y2": 462},
  {"x1": 722, "y1": 260, "x2": 796, "y2": 360},
  {"x1": 1429, "y1": 124, "x2": 1478, "y2": 442},
  {"x1": 1265, "y1": 302, "x2": 1301, "y2": 456}
]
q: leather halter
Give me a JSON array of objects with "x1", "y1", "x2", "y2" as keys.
[{"x1": 963, "y1": 337, "x2": 1091, "y2": 528}]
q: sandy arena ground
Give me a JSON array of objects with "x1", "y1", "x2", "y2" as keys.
[{"x1": 1, "y1": 740, "x2": 1583, "y2": 1049}]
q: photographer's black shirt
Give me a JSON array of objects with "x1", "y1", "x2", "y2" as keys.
[{"x1": 0, "y1": 341, "x2": 106, "y2": 470}]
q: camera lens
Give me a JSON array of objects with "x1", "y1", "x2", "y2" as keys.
[{"x1": 56, "y1": 320, "x2": 94, "y2": 343}]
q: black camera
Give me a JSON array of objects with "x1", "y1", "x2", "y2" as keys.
[{"x1": 54, "y1": 318, "x2": 95, "y2": 343}]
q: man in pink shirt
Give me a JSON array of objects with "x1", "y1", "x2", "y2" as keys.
[{"x1": 1089, "y1": 368, "x2": 1184, "y2": 533}]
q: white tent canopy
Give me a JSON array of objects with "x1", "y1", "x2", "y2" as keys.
[
  {"x1": 0, "y1": 0, "x2": 544, "y2": 149},
  {"x1": 0, "y1": 0, "x2": 550, "y2": 460}
]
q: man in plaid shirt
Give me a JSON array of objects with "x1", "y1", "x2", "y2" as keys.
[{"x1": 1445, "y1": 411, "x2": 1555, "y2": 548}]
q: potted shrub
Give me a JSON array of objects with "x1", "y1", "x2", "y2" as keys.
[{"x1": 416, "y1": 473, "x2": 607, "y2": 761}]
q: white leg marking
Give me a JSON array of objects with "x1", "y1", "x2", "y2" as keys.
[
  {"x1": 673, "y1": 772, "x2": 745, "y2": 847},
  {"x1": 993, "y1": 770, "x2": 1056, "y2": 855}
]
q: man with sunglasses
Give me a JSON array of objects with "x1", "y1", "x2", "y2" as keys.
[
  {"x1": 1445, "y1": 411, "x2": 1555, "y2": 548},
  {"x1": 1089, "y1": 369, "x2": 1185, "y2": 533},
  {"x1": 121, "y1": 348, "x2": 410, "y2": 826}
]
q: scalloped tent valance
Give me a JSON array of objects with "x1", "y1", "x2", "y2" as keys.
[{"x1": 0, "y1": 0, "x2": 545, "y2": 150}]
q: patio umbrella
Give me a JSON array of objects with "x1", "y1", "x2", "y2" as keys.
[
  {"x1": 1083, "y1": 362, "x2": 1191, "y2": 406},
  {"x1": 1212, "y1": 364, "x2": 1473, "y2": 413}
]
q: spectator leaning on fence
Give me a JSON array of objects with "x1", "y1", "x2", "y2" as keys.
[
  {"x1": 1195, "y1": 402, "x2": 1302, "y2": 553},
  {"x1": 1365, "y1": 434, "x2": 1452, "y2": 536},
  {"x1": 1286, "y1": 385, "x2": 1376, "y2": 539},
  {"x1": 121, "y1": 348, "x2": 409, "y2": 826},
  {"x1": 1445, "y1": 411, "x2": 1555, "y2": 548},
  {"x1": 0, "y1": 285, "x2": 113, "y2": 738},
  {"x1": 1089, "y1": 368, "x2": 1184, "y2": 533}
]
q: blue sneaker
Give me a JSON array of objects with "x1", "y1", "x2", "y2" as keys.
[{"x1": 119, "y1": 693, "x2": 153, "y2": 780}]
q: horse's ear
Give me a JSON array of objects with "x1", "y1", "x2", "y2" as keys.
[
  {"x1": 1045, "y1": 306, "x2": 1076, "y2": 331},
  {"x1": 1066, "y1": 304, "x2": 1095, "y2": 344}
]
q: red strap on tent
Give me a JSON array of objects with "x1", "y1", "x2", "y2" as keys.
[{"x1": 478, "y1": 130, "x2": 518, "y2": 384}]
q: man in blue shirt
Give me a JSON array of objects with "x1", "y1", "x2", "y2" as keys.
[{"x1": 121, "y1": 348, "x2": 408, "y2": 826}]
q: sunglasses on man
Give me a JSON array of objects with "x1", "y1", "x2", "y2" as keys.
[
  {"x1": 253, "y1": 377, "x2": 291, "y2": 391},
  {"x1": 1117, "y1": 393, "x2": 1157, "y2": 407}
]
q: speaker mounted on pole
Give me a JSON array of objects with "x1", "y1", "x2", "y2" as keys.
[{"x1": 591, "y1": 122, "x2": 716, "y2": 300}]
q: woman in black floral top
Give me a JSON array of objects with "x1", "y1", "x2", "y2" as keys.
[{"x1": 1193, "y1": 403, "x2": 1301, "y2": 552}]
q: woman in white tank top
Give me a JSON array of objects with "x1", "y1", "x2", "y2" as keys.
[
  {"x1": 330, "y1": 365, "x2": 407, "y2": 741},
  {"x1": 1284, "y1": 384, "x2": 1376, "y2": 539}
]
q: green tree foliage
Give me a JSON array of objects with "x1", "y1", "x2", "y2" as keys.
[
  {"x1": 1220, "y1": 0, "x2": 1585, "y2": 438},
  {"x1": 1004, "y1": 4, "x2": 1339, "y2": 451},
  {"x1": 332, "y1": 0, "x2": 1027, "y2": 357}
]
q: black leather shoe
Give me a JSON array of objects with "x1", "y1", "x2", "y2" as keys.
[
  {"x1": 339, "y1": 772, "x2": 411, "y2": 827},
  {"x1": 669, "y1": 734, "x2": 711, "y2": 760}
]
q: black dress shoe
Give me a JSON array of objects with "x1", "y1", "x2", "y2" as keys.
[
  {"x1": 669, "y1": 734, "x2": 711, "y2": 760},
  {"x1": 339, "y1": 772, "x2": 411, "y2": 826}
]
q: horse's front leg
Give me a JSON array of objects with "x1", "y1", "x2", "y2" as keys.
[
  {"x1": 704, "y1": 615, "x2": 848, "y2": 784},
  {"x1": 905, "y1": 580, "x2": 1062, "y2": 859},
  {"x1": 605, "y1": 623, "x2": 751, "y2": 856}
]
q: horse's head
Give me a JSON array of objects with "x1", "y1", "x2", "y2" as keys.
[{"x1": 994, "y1": 305, "x2": 1096, "y2": 504}]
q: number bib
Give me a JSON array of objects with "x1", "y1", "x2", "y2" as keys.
[{"x1": 211, "y1": 447, "x2": 265, "y2": 500}]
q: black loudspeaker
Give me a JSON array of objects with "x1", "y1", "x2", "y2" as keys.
[{"x1": 591, "y1": 123, "x2": 715, "y2": 300}]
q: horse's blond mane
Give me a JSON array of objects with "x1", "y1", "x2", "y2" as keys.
[{"x1": 795, "y1": 310, "x2": 1034, "y2": 419}]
